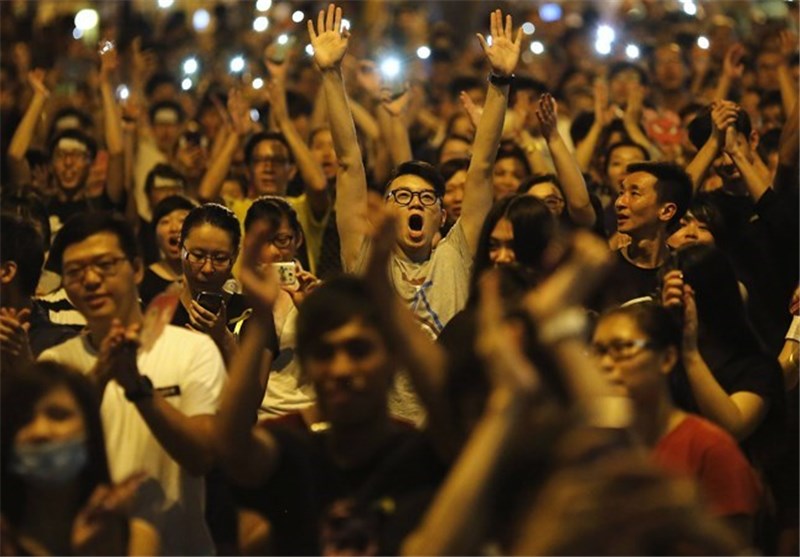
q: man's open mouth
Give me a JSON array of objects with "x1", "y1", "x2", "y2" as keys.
[{"x1": 408, "y1": 214, "x2": 424, "y2": 232}]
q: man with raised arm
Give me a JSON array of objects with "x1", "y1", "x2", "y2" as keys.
[{"x1": 311, "y1": 4, "x2": 521, "y2": 337}]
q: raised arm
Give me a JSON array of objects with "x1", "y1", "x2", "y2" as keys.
[
  {"x1": 777, "y1": 31, "x2": 799, "y2": 121},
  {"x1": 685, "y1": 100, "x2": 735, "y2": 192},
  {"x1": 213, "y1": 224, "x2": 282, "y2": 487},
  {"x1": 536, "y1": 93, "x2": 596, "y2": 227},
  {"x1": 713, "y1": 44, "x2": 745, "y2": 102},
  {"x1": 197, "y1": 90, "x2": 251, "y2": 202},
  {"x1": 378, "y1": 89, "x2": 414, "y2": 166},
  {"x1": 460, "y1": 9, "x2": 522, "y2": 254},
  {"x1": 724, "y1": 125, "x2": 769, "y2": 202},
  {"x1": 7, "y1": 69, "x2": 49, "y2": 181},
  {"x1": 98, "y1": 44, "x2": 125, "y2": 205},
  {"x1": 266, "y1": 58, "x2": 329, "y2": 219},
  {"x1": 575, "y1": 79, "x2": 610, "y2": 173},
  {"x1": 309, "y1": 4, "x2": 368, "y2": 271}
]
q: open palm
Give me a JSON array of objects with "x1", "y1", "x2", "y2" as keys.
[
  {"x1": 477, "y1": 10, "x2": 522, "y2": 77},
  {"x1": 307, "y1": 3, "x2": 349, "y2": 70}
]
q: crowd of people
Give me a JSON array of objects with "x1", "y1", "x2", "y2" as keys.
[{"x1": 0, "y1": 0, "x2": 798, "y2": 555}]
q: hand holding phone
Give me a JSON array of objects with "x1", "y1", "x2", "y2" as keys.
[{"x1": 196, "y1": 291, "x2": 225, "y2": 314}]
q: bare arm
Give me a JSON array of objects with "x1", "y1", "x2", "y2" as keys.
[
  {"x1": 309, "y1": 4, "x2": 368, "y2": 271},
  {"x1": 377, "y1": 90, "x2": 414, "y2": 166},
  {"x1": 537, "y1": 93, "x2": 596, "y2": 227},
  {"x1": 7, "y1": 69, "x2": 49, "y2": 167},
  {"x1": 460, "y1": 10, "x2": 522, "y2": 254},
  {"x1": 266, "y1": 62, "x2": 329, "y2": 218},
  {"x1": 98, "y1": 47, "x2": 125, "y2": 205},
  {"x1": 575, "y1": 79, "x2": 609, "y2": 172},
  {"x1": 713, "y1": 44, "x2": 744, "y2": 102},
  {"x1": 685, "y1": 100, "x2": 734, "y2": 192},
  {"x1": 725, "y1": 126, "x2": 770, "y2": 202}
]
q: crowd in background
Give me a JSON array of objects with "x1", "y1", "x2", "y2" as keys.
[{"x1": 0, "y1": 0, "x2": 798, "y2": 555}]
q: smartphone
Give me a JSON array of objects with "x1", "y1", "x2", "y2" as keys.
[
  {"x1": 196, "y1": 291, "x2": 224, "y2": 314},
  {"x1": 272, "y1": 262, "x2": 297, "y2": 287}
]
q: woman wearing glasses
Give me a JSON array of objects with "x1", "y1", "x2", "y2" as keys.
[
  {"x1": 175, "y1": 203, "x2": 250, "y2": 364},
  {"x1": 591, "y1": 302, "x2": 761, "y2": 540}
]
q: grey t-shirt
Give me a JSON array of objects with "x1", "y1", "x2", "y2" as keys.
[{"x1": 349, "y1": 220, "x2": 473, "y2": 338}]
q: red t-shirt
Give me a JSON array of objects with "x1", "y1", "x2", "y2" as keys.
[{"x1": 653, "y1": 414, "x2": 761, "y2": 517}]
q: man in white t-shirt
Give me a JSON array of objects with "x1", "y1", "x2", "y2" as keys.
[{"x1": 40, "y1": 213, "x2": 225, "y2": 555}]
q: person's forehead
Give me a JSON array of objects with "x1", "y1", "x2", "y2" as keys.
[
  {"x1": 529, "y1": 182, "x2": 560, "y2": 196},
  {"x1": 490, "y1": 217, "x2": 514, "y2": 238},
  {"x1": 253, "y1": 139, "x2": 289, "y2": 156},
  {"x1": 62, "y1": 232, "x2": 125, "y2": 262},
  {"x1": 595, "y1": 313, "x2": 639, "y2": 339},
  {"x1": 611, "y1": 145, "x2": 646, "y2": 160},
  {"x1": 319, "y1": 317, "x2": 382, "y2": 346},
  {"x1": 184, "y1": 223, "x2": 233, "y2": 246},
  {"x1": 388, "y1": 173, "x2": 436, "y2": 193},
  {"x1": 157, "y1": 209, "x2": 191, "y2": 223},
  {"x1": 445, "y1": 170, "x2": 468, "y2": 187}
]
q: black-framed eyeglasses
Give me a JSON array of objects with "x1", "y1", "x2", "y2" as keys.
[
  {"x1": 53, "y1": 149, "x2": 90, "y2": 162},
  {"x1": 251, "y1": 156, "x2": 290, "y2": 166},
  {"x1": 182, "y1": 248, "x2": 233, "y2": 269},
  {"x1": 589, "y1": 339, "x2": 654, "y2": 361},
  {"x1": 265, "y1": 234, "x2": 295, "y2": 249},
  {"x1": 385, "y1": 188, "x2": 439, "y2": 207},
  {"x1": 62, "y1": 255, "x2": 128, "y2": 284}
]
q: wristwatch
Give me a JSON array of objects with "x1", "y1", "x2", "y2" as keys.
[
  {"x1": 124, "y1": 375, "x2": 154, "y2": 402},
  {"x1": 489, "y1": 73, "x2": 515, "y2": 86}
]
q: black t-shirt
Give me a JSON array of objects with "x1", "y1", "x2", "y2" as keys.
[
  {"x1": 589, "y1": 248, "x2": 662, "y2": 312},
  {"x1": 233, "y1": 419, "x2": 444, "y2": 555},
  {"x1": 137, "y1": 217, "x2": 161, "y2": 266},
  {"x1": 28, "y1": 300, "x2": 79, "y2": 356},
  {"x1": 138, "y1": 267, "x2": 178, "y2": 308},
  {"x1": 46, "y1": 191, "x2": 123, "y2": 227},
  {"x1": 171, "y1": 292, "x2": 251, "y2": 333}
]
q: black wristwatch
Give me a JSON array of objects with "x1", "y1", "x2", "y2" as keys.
[
  {"x1": 488, "y1": 73, "x2": 515, "y2": 86},
  {"x1": 125, "y1": 375, "x2": 154, "y2": 402}
]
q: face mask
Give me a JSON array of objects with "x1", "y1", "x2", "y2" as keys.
[{"x1": 11, "y1": 436, "x2": 88, "y2": 486}]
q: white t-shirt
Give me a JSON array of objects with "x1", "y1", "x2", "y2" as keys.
[
  {"x1": 40, "y1": 325, "x2": 226, "y2": 556},
  {"x1": 259, "y1": 291, "x2": 316, "y2": 417}
]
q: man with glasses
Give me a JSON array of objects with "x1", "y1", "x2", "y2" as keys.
[
  {"x1": 313, "y1": 5, "x2": 522, "y2": 338},
  {"x1": 39, "y1": 212, "x2": 226, "y2": 555}
]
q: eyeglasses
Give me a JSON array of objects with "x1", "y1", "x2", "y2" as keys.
[
  {"x1": 265, "y1": 234, "x2": 295, "y2": 250},
  {"x1": 385, "y1": 188, "x2": 439, "y2": 207},
  {"x1": 589, "y1": 339, "x2": 654, "y2": 361},
  {"x1": 251, "y1": 156, "x2": 289, "y2": 166},
  {"x1": 54, "y1": 149, "x2": 89, "y2": 162},
  {"x1": 182, "y1": 249, "x2": 233, "y2": 269},
  {"x1": 62, "y1": 255, "x2": 128, "y2": 284}
]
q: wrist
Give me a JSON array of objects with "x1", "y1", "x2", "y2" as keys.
[
  {"x1": 124, "y1": 374, "x2": 154, "y2": 402},
  {"x1": 488, "y1": 72, "x2": 514, "y2": 86}
]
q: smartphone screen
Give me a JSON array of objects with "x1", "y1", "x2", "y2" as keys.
[{"x1": 196, "y1": 292, "x2": 224, "y2": 314}]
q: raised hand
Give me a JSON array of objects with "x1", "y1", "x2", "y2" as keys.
[
  {"x1": 131, "y1": 37, "x2": 157, "y2": 82},
  {"x1": 239, "y1": 220, "x2": 282, "y2": 319},
  {"x1": 227, "y1": 88, "x2": 253, "y2": 137},
  {"x1": 722, "y1": 43, "x2": 745, "y2": 81},
  {"x1": 187, "y1": 300, "x2": 229, "y2": 346},
  {"x1": 460, "y1": 90, "x2": 482, "y2": 130},
  {"x1": 264, "y1": 46, "x2": 290, "y2": 84},
  {"x1": 681, "y1": 284, "x2": 700, "y2": 354},
  {"x1": 779, "y1": 29, "x2": 799, "y2": 59},
  {"x1": 0, "y1": 307, "x2": 33, "y2": 367},
  {"x1": 92, "y1": 319, "x2": 141, "y2": 390},
  {"x1": 477, "y1": 9, "x2": 522, "y2": 78},
  {"x1": 593, "y1": 78, "x2": 612, "y2": 127},
  {"x1": 98, "y1": 41, "x2": 118, "y2": 82},
  {"x1": 624, "y1": 82, "x2": 645, "y2": 124},
  {"x1": 264, "y1": 80, "x2": 289, "y2": 123},
  {"x1": 307, "y1": 3, "x2": 350, "y2": 71},
  {"x1": 27, "y1": 68, "x2": 49, "y2": 97},
  {"x1": 381, "y1": 87, "x2": 410, "y2": 117},
  {"x1": 535, "y1": 93, "x2": 559, "y2": 142},
  {"x1": 710, "y1": 100, "x2": 738, "y2": 144}
]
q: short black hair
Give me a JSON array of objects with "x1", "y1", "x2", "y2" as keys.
[
  {"x1": 608, "y1": 61, "x2": 650, "y2": 87},
  {"x1": 244, "y1": 195, "x2": 302, "y2": 238},
  {"x1": 0, "y1": 215, "x2": 45, "y2": 297},
  {"x1": 180, "y1": 203, "x2": 242, "y2": 253},
  {"x1": 438, "y1": 157, "x2": 470, "y2": 182},
  {"x1": 151, "y1": 195, "x2": 198, "y2": 230},
  {"x1": 687, "y1": 104, "x2": 752, "y2": 150},
  {"x1": 48, "y1": 128, "x2": 98, "y2": 161},
  {"x1": 148, "y1": 100, "x2": 185, "y2": 125},
  {"x1": 296, "y1": 275, "x2": 385, "y2": 361},
  {"x1": 145, "y1": 163, "x2": 187, "y2": 197},
  {"x1": 1, "y1": 186, "x2": 51, "y2": 250},
  {"x1": 145, "y1": 72, "x2": 179, "y2": 99},
  {"x1": 626, "y1": 161, "x2": 692, "y2": 228},
  {"x1": 448, "y1": 75, "x2": 483, "y2": 100},
  {"x1": 48, "y1": 212, "x2": 141, "y2": 273},
  {"x1": 604, "y1": 141, "x2": 650, "y2": 174},
  {"x1": 517, "y1": 173, "x2": 561, "y2": 194},
  {"x1": 496, "y1": 141, "x2": 533, "y2": 177},
  {"x1": 244, "y1": 131, "x2": 295, "y2": 166},
  {"x1": 437, "y1": 134, "x2": 472, "y2": 163},
  {"x1": 386, "y1": 160, "x2": 446, "y2": 198}
]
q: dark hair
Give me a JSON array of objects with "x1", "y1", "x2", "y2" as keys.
[
  {"x1": 244, "y1": 195, "x2": 302, "y2": 238},
  {"x1": 47, "y1": 107, "x2": 94, "y2": 141},
  {"x1": 145, "y1": 72, "x2": 178, "y2": 99},
  {"x1": 48, "y1": 128, "x2": 98, "y2": 161},
  {"x1": 600, "y1": 302, "x2": 683, "y2": 354},
  {"x1": 757, "y1": 128, "x2": 782, "y2": 162},
  {"x1": 49, "y1": 212, "x2": 141, "y2": 273},
  {"x1": 437, "y1": 134, "x2": 472, "y2": 163},
  {"x1": 148, "y1": 100, "x2": 185, "y2": 125},
  {"x1": 0, "y1": 215, "x2": 45, "y2": 297},
  {"x1": 608, "y1": 61, "x2": 650, "y2": 87},
  {"x1": 472, "y1": 195, "x2": 556, "y2": 295},
  {"x1": 244, "y1": 131, "x2": 295, "y2": 166},
  {"x1": 448, "y1": 75, "x2": 483, "y2": 100},
  {"x1": 438, "y1": 157, "x2": 470, "y2": 182},
  {"x1": 296, "y1": 276, "x2": 384, "y2": 361},
  {"x1": 625, "y1": 162, "x2": 692, "y2": 228},
  {"x1": 496, "y1": 141, "x2": 533, "y2": 177},
  {"x1": 680, "y1": 193, "x2": 729, "y2": 248},
  {"x1": 517, "y1": 174, "x2": 561, "y2": 194},
  {"x1": 308, "y1": 126, "x2": 332, "y2": 146},
  {"x1": 223, "y1": 172, "x2": 250, "y2": 198},
  {"x1": 1, "y1": 186, "x2": 51, "y2": 250},
  {"x1": 180, "y1": 203, "x2": 242, "y2": 253},
  {"x1": 386, "y1": 160, "x2": 446, "y2": 198},
  {"x1": 603, "y1": 141, "x2": 651, "y2": 175},
  {"x1": 151, "y1": 194, "x2": 198, "y2": 230},
  {"x1": 286, "y1": 90, "x2": 313, "y2": 119},
  {"x1": 687, "y1": 104, "x2": 752, "y2": 150},
  {"x1": 1, "y1": 361, "x2": 111, "y2": 527},
  {"x1": 671, "y1": 244, "x2": 763, "y2": 352},
  {"x1": 144, "y1": 163, "x2": 187, "y2": 197}
]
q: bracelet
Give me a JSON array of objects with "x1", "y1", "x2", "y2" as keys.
[
  {"x1": 125, "y1": 375, "x2": 154, "y2": 402},
  {"x1": 537, "y1": 307, "x2": 588, "y2": 345},
  {"x1": 488, "y1": 73, "x2": 515, "y2": 86}
]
